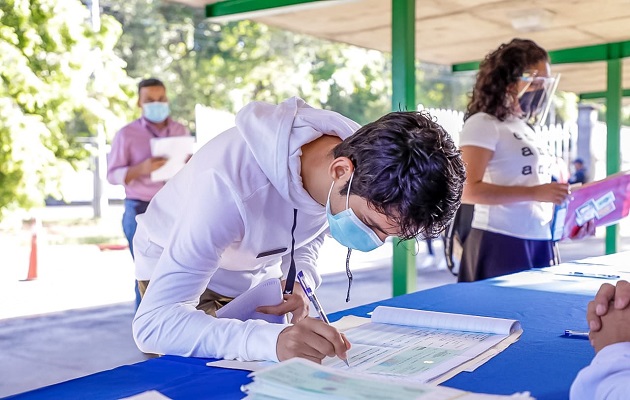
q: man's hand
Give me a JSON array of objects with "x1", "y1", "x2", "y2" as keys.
[
  {"x1": 587, "y1": 280, "x2": 630, "y2": 332},
  {"x1": 589, "y1": 303, "x2": 630, "y2": 353},
  {"x1": 257, "y1": 280, "x2": 309, "y2": 323},
  {"x1": 141, "y1": 157, "x2": 168, "y2": 174},
  {"x1": 534, "y1": 182, "x2": 570, "y2": 205},
  {"x1": 125, "y1": 157, "x2": 168, "y2": 184},
  {"x1": 276, "y1": 317, "x2": 351, "y2": 363}
]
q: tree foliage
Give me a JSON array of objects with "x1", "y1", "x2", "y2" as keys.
[
  {"x1": 0, "y1": 0, "x2": 134, "y2": 218},
  {"x1": 102, "y1": 0, "x2": 469, "y2": 129}
]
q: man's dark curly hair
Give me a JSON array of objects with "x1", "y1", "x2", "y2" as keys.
[
  {"x1": 332, "y1": 111, "x2": 466, "y2": 240},
  {"x1": 465, "y1": 38, "x2": 548, "y2": 122}
]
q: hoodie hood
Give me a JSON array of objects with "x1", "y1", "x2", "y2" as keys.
[{"x1": 235, "y1": 97, "x2": 360, "y2": 215}]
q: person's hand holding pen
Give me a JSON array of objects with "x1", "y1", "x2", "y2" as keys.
[
  {"x1": 297, "y1": 270, "x2": 351, "y2": 367},
  {"x1": 275, "y1": 271, "x2": 352, "y2": 365},
  {"x1": 276, "y1": 317, "x2": 351, "y2": 364}
]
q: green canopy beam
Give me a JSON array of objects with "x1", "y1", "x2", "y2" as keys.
[
  {"x1": 605, "y1": 44, "x2": 622, "y2": 254},
  {"x1": 206, "y1": 0, "x2": 337, "y2": 19},
  {"x1": 453, "y1": 40, "x2": 630, "y2": 72},
  {"x1": 391, "y1": 0, "x2": 416, "y2": 296},
  {"x1": 580, "y1": 89, "x2": 630, "y2": 100}
]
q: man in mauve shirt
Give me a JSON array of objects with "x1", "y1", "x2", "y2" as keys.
[{"x1": 107, "y1": 78, "x2": 190, "y2": 306}]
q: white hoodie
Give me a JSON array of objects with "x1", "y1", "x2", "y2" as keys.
[
  {"x1": 570, "y1": 342, "x2": 630, "y2": 400},
  {"x1": 132, "y1": 97, "x2": 360, "y2": 362}
]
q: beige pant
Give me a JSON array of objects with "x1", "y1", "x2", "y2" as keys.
[{"x1": 138, "y1": 280, "x2": 234, "y2": 317}]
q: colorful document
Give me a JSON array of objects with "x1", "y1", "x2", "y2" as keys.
[{"x1": 552, "y1": 170, "x2": 630, "y2": 241}]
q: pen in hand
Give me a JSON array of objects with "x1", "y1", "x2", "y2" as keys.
[{"x1": 297, "y1": 271, "x2": 351, "y2": 367}]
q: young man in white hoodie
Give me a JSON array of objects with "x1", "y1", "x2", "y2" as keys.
[
  {"x1": 571, "y1": 280, "x2": 630, "y2": 399},
  {"x1": 132, "y1": 97, "x2": 466, "y2": 364}
]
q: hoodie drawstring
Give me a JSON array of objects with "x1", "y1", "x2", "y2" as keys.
[{"x1": 283, "y1": 209, "x2": 298, "y2": 295}]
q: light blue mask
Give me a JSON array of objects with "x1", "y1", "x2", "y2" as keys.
[
  {"x1": 143, "y1": 102, "x2": 170, "y2": 123},
  {"x1": 326, "y1": 173, "x2": 384, "y2": 252}
]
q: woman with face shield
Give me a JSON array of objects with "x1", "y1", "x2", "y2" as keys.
[{"x1": 456, "y1": 38, "x2": 570, "y2": 282}]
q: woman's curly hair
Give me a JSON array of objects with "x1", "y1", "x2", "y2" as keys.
[
  {"x1": 465, "y1": 38, "x2": 549, "y2": 122},
  {"x1": 332, "y1": 111, "x2": 466, "y2": 240}
]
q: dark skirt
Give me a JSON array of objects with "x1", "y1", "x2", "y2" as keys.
[{"x1": 458, "y1": 228, "x2": 555, "y2": 282}]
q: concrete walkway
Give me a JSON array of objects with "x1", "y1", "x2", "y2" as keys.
[{"x1": 2, "y1": 205, "x2": 630, "y2": 397}]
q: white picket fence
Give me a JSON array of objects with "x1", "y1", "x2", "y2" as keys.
[{"x1": 419, "y1": 105, "x2": 576, "y2": 179}]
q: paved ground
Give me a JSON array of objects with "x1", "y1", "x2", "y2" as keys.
[{"x1": 2, "y1": 204, "x2": 630, "y2": 397}]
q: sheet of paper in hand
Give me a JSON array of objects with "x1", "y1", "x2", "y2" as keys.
[
  {"x1": 215, "y1": 278, "x2": 286, "y2": 324},
  {"x1": 150, "y1": 136, "x2": 195, "y2": 181}
]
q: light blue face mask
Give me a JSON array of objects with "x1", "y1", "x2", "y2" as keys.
[
  {"x1": 143, "y1": 102, "x2": 170, "y2": 123},
  {"x1": 326, "y1": 173, "x2": 384, "y2": 252}
]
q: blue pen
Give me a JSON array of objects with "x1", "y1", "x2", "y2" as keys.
[
  {"x1": 563, "y1": 329, "x2": 590, "y2": 339},
  {"x1": 296, "y1": 270, "x2": 350, "y2": 367},
  {"x1": 567, "y1": 271, "x2": 620, "y2": 280}
]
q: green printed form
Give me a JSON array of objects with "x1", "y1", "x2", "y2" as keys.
[
  {"x1": 366, "y1": 346, "x2": 463, "y2": 375},
  {"x1": 243, "y1": 358, "x2": 535, "y2": 400},
  {"x1": 322, "y1": 306, "x2": 521, "y2": 383}
]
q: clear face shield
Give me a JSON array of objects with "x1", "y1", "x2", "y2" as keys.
[{"x1": 517, "y1": 71, "x2": 561, "y2": 126}]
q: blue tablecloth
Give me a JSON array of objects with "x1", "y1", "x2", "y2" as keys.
[{"x1": 7, "y1": 283, "x2": 594, "y2": 400}]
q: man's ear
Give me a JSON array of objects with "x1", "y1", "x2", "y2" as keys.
[{"x1": 328, "y1": 157, "x2": 355, "y2": 181}]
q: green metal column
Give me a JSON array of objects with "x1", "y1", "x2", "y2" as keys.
[
  {"x1": 391, "y1": 0, "x2": 416, "y2": 296},
  {"x1": 605, "y1": 45, "x2": 622, "y2": 254}
]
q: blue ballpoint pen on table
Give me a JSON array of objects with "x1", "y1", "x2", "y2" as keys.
[
  {"x1": 296, "y1": 270, "x2": 351, "y2": 367},
  {"x1": 563, "y1": 329, "x2": 590, "y2": 339},
  {"x1": 567, "y1": 271, "x2": 620, "y2": 280}
]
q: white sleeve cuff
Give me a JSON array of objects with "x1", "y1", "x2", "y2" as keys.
[
  {"x1": 109, "y1": 167, "x2": 129, "y2": 185},
  {"x1": 592, "y1": 341, "x2": 630, "y2": 364},
  {"x1": 245, "y1": 322, "x2": 289, "y2": 362}
]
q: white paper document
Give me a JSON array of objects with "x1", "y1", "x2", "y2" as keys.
[
  {"x1": 150, "y1": 136, "x2": 195, "y2": 181},
  {"x1": 242, "y1": 358, "x2": 534, "y2": 400},
  {"x1": 322, "y1": 306, "x2": 522, "y2": 384},
  {"x1": 215, "y1": 278, "x2": 286, "y2": 323},
  {"x1": 119, "y1": 390, "x2": 172, "y2": 400}
]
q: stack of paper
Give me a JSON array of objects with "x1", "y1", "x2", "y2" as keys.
[{"x1": 242, "y1": 358, "x2": 533, "y2": 400}]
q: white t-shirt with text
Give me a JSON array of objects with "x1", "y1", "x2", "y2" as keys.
[{"x1": 459, "y1": 112, "x2": 554, "y2": 240}]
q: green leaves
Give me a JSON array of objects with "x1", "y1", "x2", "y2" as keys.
[{"x1": 0, "y1": 0, "x2": 134, "y2": 218}]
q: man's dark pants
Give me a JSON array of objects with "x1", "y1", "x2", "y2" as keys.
[{"x1": 123, "y1": 198, "x2": 150, "y2": 309}]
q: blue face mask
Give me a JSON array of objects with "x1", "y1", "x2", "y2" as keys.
[
  {"x1": 143, "y1": 102, "x2": 170, "y2": 123},
  {"x1": 326, "y1": 173, "x2": 384, "y2": 252}
]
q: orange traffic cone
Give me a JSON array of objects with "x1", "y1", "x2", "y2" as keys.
[{"x1": 23, "y1": 218, "x2": 39, "y2": 281}]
